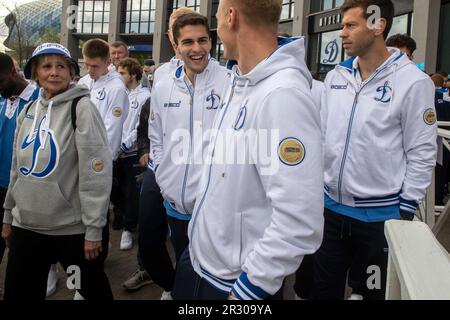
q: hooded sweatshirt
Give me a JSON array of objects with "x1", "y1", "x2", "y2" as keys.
[
  {"x1": 2, "y1": 85, "x2": 112, "y2": 241},
  {"x1": 78, "y1": 69, "x2": 129, "y2": 160},
  {"x1": 149, "y1": 58, "x2": 229, "y2": 217},
  {"x1": 188, "y1": 38, "x2": 324, "y2": 299},
  {"x1": 321, "y1": 48, "x2": 437, "y2": 222}
]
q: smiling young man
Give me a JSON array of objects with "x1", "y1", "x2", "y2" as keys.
[
  {"x1": 313, "y1": 0, "x2": 437, "y2": 300},
  {"x1": 149, "y1": 12, "x2": 229, "y2": 284},
  {"x1": 172, "y1": 0, "x2": 324, "y2": 300}
]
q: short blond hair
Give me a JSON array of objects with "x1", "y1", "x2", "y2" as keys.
[
  {"x1": 226, "y1": 0, "x2": 282, "y2": 28},
  {"x1": 169, "y1": 6, "x2": 196, "y2": 31}
]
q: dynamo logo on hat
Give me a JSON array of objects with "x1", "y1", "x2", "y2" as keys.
[{"x1": 32, "y1": 43, "x2": 72, "y2": 59}]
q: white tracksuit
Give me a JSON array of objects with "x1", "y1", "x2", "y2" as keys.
[
  {"x1": 188, "y1": 38, "x2": 324, "y2": 299},
  {"x1": 79, "y1": 69, "x2": 129, "y2": 160},
  {"x1": 121, "y1": 84, "x2": 151, "y2": 155},
  {"x1": 149, "y1": 58, "x2": 229, "y2": 216},
  {"x1": 321, "y1": 48, "x2": 437, "y2": 221}
]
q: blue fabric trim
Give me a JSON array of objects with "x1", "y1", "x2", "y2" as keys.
[
  {"x1": 175, "y1": 65, "x2": 183, "y2": 79},
  {"x1": 339, "y1": 56, "x2": 357, "y2": 70},
  {"x1": 354, "y1": 193, "x2": 400, "y2": 203},
  {"x1": 226, "y1": 60, "x2": 238, "y2": 70},
  {"x1": 399, "y1": 197, "x2": 419, "y2": 209},
  {"x1": 163, "y1": 200, "x2": 191, "y2": 221},
  {"x1": 325, "y1": 194, "x2": 401, "y2": 222},
  {"x1": 232, "y1": 272, "x2": 269, "y2": 301}
]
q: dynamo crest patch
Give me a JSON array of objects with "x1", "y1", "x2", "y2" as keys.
[
  {"x1": 278, "y1": 138, "x2": 305, "y2": 166},
  {"x1": 92, "y1": 159, "x2": 104, "y2": 172},
  {"x1": 112, "y1": 107, "x2": 122, "y2": 117},
  {"x1": 423, "y1": 108, "x2": 436, "y2": 125}
]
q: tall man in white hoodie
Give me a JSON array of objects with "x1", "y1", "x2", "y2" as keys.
[
  {"x1": 172, "y1": 0, "x2": 324, "y2": 300},
  {"x1": 149, "y1": 12, "x2": 229, "y2": 267},
  {"x1": 313, "y1": 0, "x2": 437, "y2": 300}
]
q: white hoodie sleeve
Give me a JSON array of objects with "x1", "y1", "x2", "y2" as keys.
[
  {"x1": 400, "y1": 77, "x2": 437, "y2": 213},
  {"x1": 148, "y1": 87, "x2": 164, "y2": 170},
  {"x1": 231, "y1": 87, "x2": 324, "y2": 299},
  {"x1": 105, "y1": 86, "x2": 129, "y2": 160}
]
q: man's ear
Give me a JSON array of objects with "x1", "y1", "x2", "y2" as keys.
[
  {"x1": 228, "y1": 6, "x2": 238, "y2": 30},
  {"x1": 372, "y1": 18, "x2": 387, "y2": 37}
]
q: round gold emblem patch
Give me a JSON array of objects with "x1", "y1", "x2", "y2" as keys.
[
  {"x1": 278, "y1": 138, "x2": 305, "y2": 166},
  {"x1": 423, "y1": 108, "x2": 436, "y2": 125},
  {"x1": 112, "y1": 107, "x2": 122, "y2": 117},
  {"x1": 92, "y1": 159, "x2": 104, "y2": 172}
]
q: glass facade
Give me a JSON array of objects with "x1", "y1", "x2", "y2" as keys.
[
  {"x1": 3, "y1": 0, "x2": 61, "y2": 49},
  {"x1": 77, "y1": 0, "x2": 110, "y2": 34},
  {"x1": 122, "y1": 0, "x2": 156, "y2": 34}
]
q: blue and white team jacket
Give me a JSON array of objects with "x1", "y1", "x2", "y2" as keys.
[
  {"x1": 0, "y1": 84, "x2": 39, "y2": 189},
  {"x1": 149, "y1": 58, "x2": 229, "y2": 218},
  {"x1": 321, "y1": 48, "x2": 437, "y2": 222},
  {"x1": 121, "y1": 84, "x2": 150, "y2": 156},
  {"x1": 79, "y1": 69, "x2": 129, "y2": 160},
  {"x1": 188, "y1": 38, "x2": 324, "y2": 300}
]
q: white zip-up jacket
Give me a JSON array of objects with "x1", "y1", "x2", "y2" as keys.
[
  {"x1": 121, "y1": 84, "x2": 150, "y2": 155},
  {"x1": 188, "y1": 38, "x2": 324, "y2": 300},
  {"x1": 149, "y1": 58, "x2": 229, "y2": 216},
  {"x1": 321, "y1": 48, "x2": 437, "y2": 219},
  {"x1": 79, "y1": 69, "x2": 129, "y2": 160}
]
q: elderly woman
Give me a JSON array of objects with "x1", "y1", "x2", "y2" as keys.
[{"x1": 1, "y1": 43, "x2": 113, "y2": 300}]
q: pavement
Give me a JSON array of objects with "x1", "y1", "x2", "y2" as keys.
[{"x1": 1, "y1": 214, "x2": 449, "y2": 300}]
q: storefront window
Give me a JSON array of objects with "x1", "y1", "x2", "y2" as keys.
[
  {"x1": 387, "y1": 14, "x2": 409, "y2": 38},
  {"x1": 281, "y1": 0, "x2": 295, "y2": 20},
  {"x1": 173, "y1": 0, "x2": 200, "y2": 12}
]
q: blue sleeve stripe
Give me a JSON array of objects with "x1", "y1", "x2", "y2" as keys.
[
  {"x1": 400, "y1": 204, "x2": 417, "y2": 213},
  {"x1": 232, "y1": 272, "x2": 269, "y2": 301}
]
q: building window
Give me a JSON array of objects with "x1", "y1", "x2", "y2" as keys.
[
  {"x1": 173, "y1": 0, "x2": 200, "y2": 12},
  {"x1": 122, "y1": 0, "x2": 156, "y2": 34},
  {"x1": 77, "y1": 0, "x2": 110, "y2": 34},
  {"x1": 281, "y1": 0, "x2": 295, "y2": 20},
  {"x1": 322, "y1": 0, "x2": 344, "y2": 11},
  {"x1": 387, "y1": 14, "x2": 411, "y2": 39}
]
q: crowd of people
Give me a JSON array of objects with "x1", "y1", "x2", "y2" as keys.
[{"x1": 0, "y1": 0, "x2": 448, "y2": 301}]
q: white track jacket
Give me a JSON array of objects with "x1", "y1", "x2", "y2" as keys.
[
  {"x1": 149, "y1": 58, "x2": 229, "y2": 216},
  {"x1": 321, "y1": 48, "x2": 437, "y2": 220},
  {"x1": 121, "y1": 84, "x2": 150, "y2": 155},
  {"x1": 188, "y1": 38, "x2": 324, "y2": 299},
  {"x1": 79, "y1": 70, "x2": 129, "y2": 160}
]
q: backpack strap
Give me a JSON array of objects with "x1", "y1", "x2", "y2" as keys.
[{"x1": 71, "y1": 96, "x2": 84, "y2": 130}]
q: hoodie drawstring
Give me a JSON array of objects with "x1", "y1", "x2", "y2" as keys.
[{"x1": 41, "y1": 100, "x2": 53, "y2": 149}]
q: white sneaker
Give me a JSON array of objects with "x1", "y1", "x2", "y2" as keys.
[
  {"x1": 74, "y1": 290, "x2": 85, "y2": 300},
  {"x1": 160, "y1": 291, "x2": 173, "y2": 300},
  {"x1": 347, "y1": 293, "x2": 364, "y2": 300},
  {"x1": 120, "y1": 231, "x2": 133, "y2": 250},
  {"x1": 46, "y1": 264, "x2": 58, "y2": 297}
]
